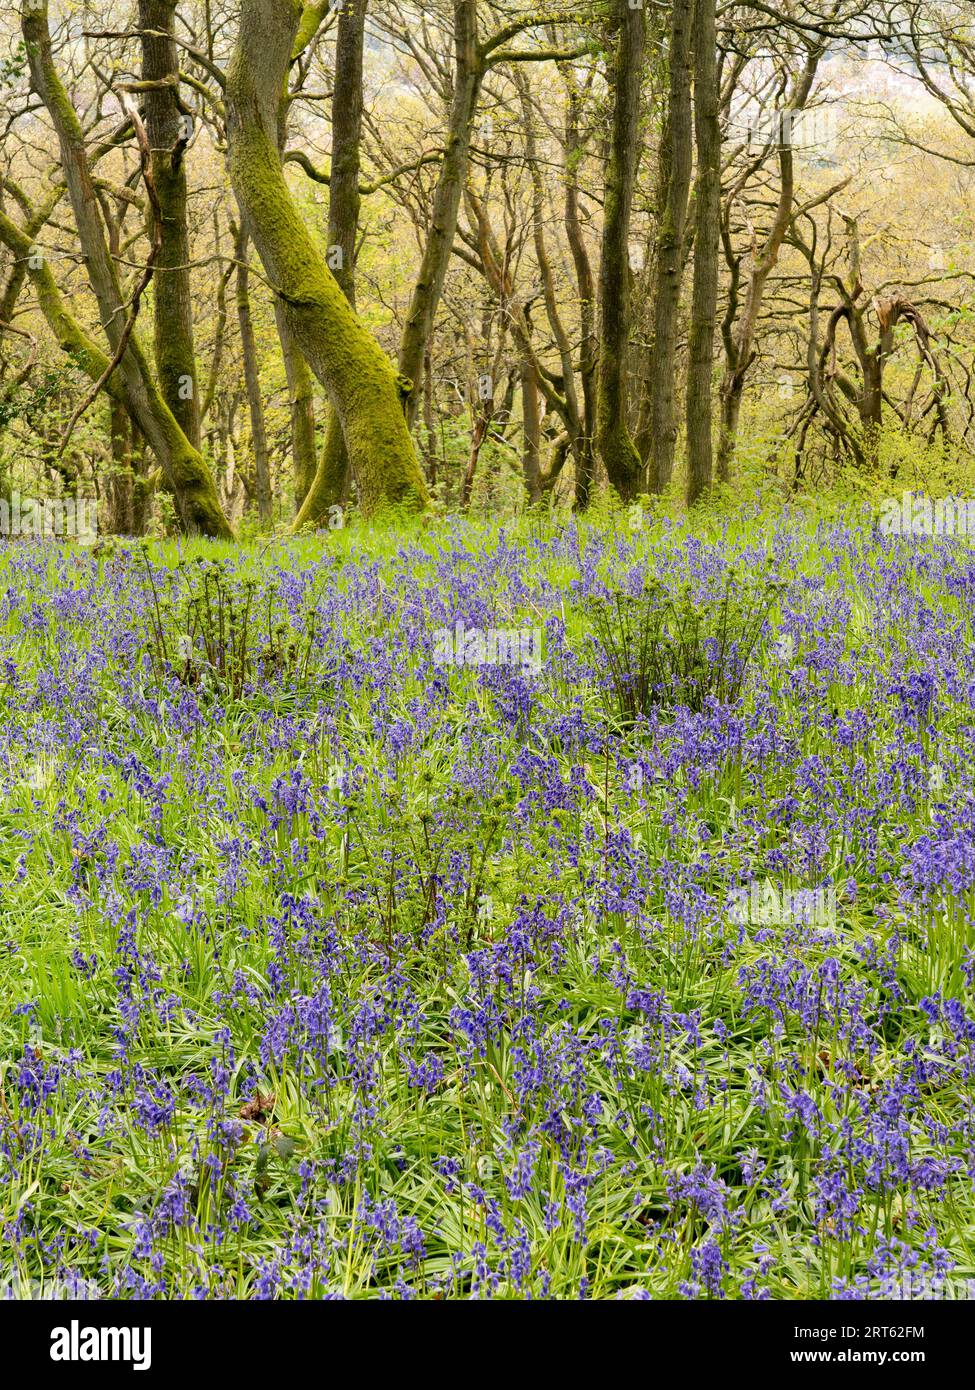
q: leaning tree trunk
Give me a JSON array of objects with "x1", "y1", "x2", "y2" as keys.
[
  {"x1": 226, "y1": 0, "x2": 428, "y2": 517},
  {"x1": 595, "y1": 0, "x2": 646, "y2": 502},
  {"x1": 138, "y1": 0, "x2": 201, "y2": 450},
  {"x1": 647, "y1": 0, "x2": 693, "y2": 494},
  {"x1": 272, "y1": 11, "x2": 325, "y2": 517},
  {"x1": 685, "y1": 0, "x2": 721, "y2": 506},
  {"x1": 22, "y1": 1, "x2": 232, "y2": 537},
  {"x1": 293, "y1": 0, "x2": 366, "y2": 529}
]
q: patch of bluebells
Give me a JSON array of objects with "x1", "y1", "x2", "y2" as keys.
[{"x1": 0, "y1": 517, "x2": 974, "y2": 1298}]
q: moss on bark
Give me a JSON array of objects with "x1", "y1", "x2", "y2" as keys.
[{"x1": 226, "y1": 0, "x2": 428, "y2": 518}]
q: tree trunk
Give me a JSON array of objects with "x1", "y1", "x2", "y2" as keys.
[
  {"x1": 685, "y1": 0, "x2": 721, "y2": 506},
  {"x1": 521, "y1": 361, "x2": 543, "y2": 505},
  {"x1": 595, "y1": 0, "x2": 646, "y2": 502},
  {"x1": 293, "y1": 0, "x2": 366, "y2": 527},
  {"x1": 266, "y1": 5, "x2": 328, "y2": 518},
  {"x1": 226, "y1": 0, "x2": 428, "y2": 518},
  {"x1": 422, "y1": 348, "x2": 439, "y2": 489},
  {"x1": 397, "y1": 0, "x2": 482, "y2": 425},
  {"x1": 717, "y1": 379, "x2": 744, "y2": 478},
  {"x1": 138, "y1": 0, "x2": 201, "y2": 450},
  {"x1": 131, "y1": 425, "x2": 151, "y2": 535},
  {"x1": 108, "y1": 398, "x2": 134, "y2": 534},
  {"x1": 647, "y1": 0, "x2": 693, "y2": 494},
  {"x1": 562, "y1": 74, "x2": 597, "y2": 510},
  {"x1": 276, "y1": 308, "x2": 318, "y2": 511},
  {"x1": 233, "y1": 225, "x2": 273, "y2": 525},
  {"x1": 201, "y1": 214, "x2": 232, "y2": 429}
]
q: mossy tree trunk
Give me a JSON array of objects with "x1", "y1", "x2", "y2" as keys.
[
  {"x1": 294, "y1": 0, "x2": 366, "y2": 528},
  {"x1": 108, "y1": 398, "x2": 135, "y2": 534},
  {"x1": 227, "y1": 0, "x2": 428, "y2": 520},
  {"x1": 0, "y1": 185, "x2": 58, "y2": 346},
  {"x1": 685, "y1": 0, "x2": 721, "y2": 506},
  {"x1": 0, "y1": 200, "x2": 119, "y2": 396},
  {"x1": 646, "y1": 0, "x2": 693, "y2": 495},
  {"x1": 595, "y1": 0, "x2": 646, "y2": 502},
  {"x1": 21, "y1": 0, "x2": 232, "y2": 537},
  {"x1": 138, "y1": 0, "x2": 201, "y2": 451},
  {"x1": 270, "y1": 8, "x2": 337, "y2": 519}
]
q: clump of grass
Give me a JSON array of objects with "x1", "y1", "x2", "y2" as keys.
[{"x1": 588, "y1": 568, "x2": 782, "y2": 723}]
